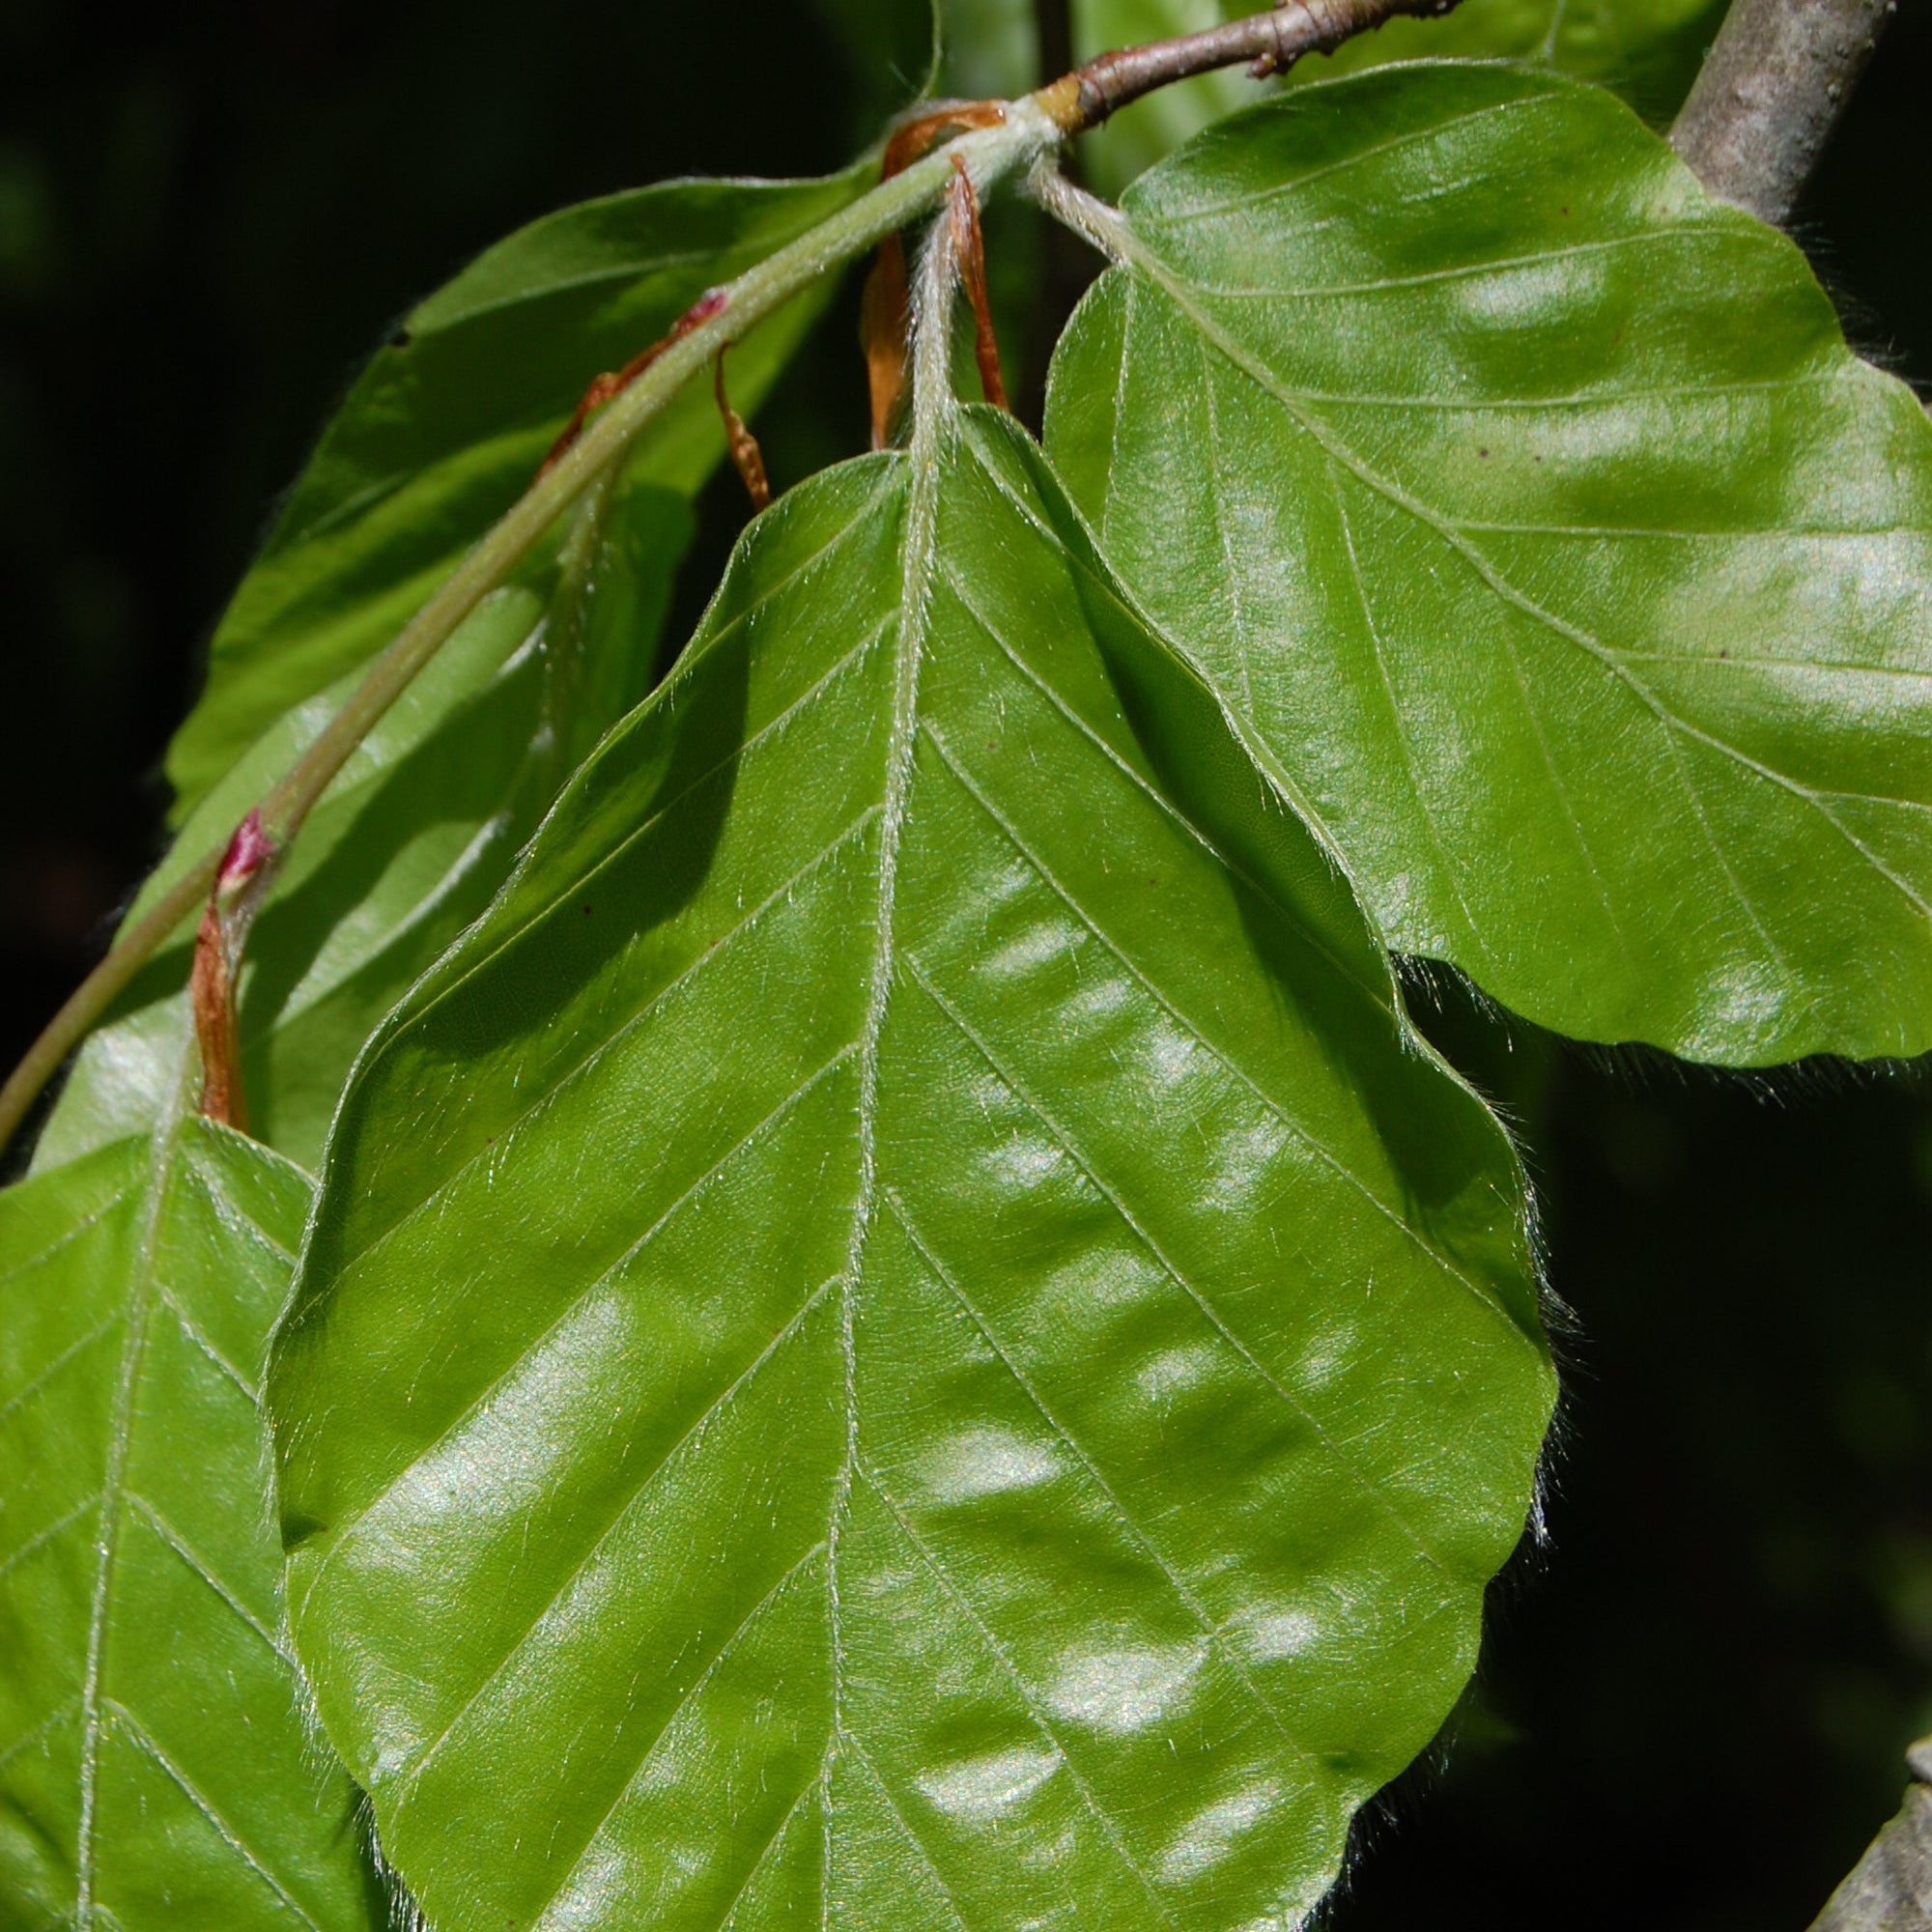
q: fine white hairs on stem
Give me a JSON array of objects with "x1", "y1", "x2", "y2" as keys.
[
  {"x1": 1028, "y1": 156, "x2": 1132, "y2": 263},
  {"x1": 907, "y1": 189, "x2": 966, "y2": 467}
]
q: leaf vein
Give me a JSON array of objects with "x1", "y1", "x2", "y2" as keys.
[
  {"x1": 0, "y1": 1312, "x2": 123, "y2": 1429},
  {"x1": 857, "y1": 1463, "x2": 1178, "y2": 1928},
  {"x1": 402, "y1": 1272, "x2": 838, "y2": 1787},
  {"x1": 124, "y1": 1492, "x2": 288, "y2": 1662},
  {"x1": 103, "y1": 1699, "x2": 327, "y2": 1932},
  {"x1": 845, "y1": 1734, "x2": 975, "y2": 1932},
  {"x1": 899, "y1": 952, "x2": 1454, "y2": 1580},
  {"x1": 884, "y1": 1191, "x2": 1321, "y2": 1773},
  {"x1": 919, "y1": 717, "x2": 1520, "y2": 1340},
  {"x1": 527, "y1": 1538, "x2": 830, "y2": 1928},
  {"x1": 351, "y1": 802, "x2": 882, "y2": 1272},
  {"x1": 310, "y1": 1048, "x2": 858, "y2": 1607}
]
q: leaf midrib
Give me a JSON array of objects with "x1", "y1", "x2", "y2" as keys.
[
  {"x1": 823, "y1": 414, "x2": 933, "y2": 1864},
  {"x1": 74, "y1": 1098, "x2": 187, "y2": 1926},
  {"x1": 1109, "y1": 197, "x2": 1932, "y2": 996}
]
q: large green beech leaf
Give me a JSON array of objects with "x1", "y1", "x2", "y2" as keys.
[
  {"x1": 167, "y1": 167, "x2": 866, "y2": 819},
  {"x1": 37, "y1": 473, "x2": 679, "y2": 1175},
  {"x1": 0, "y1": 1113, "x2": 381, "y2": 1930},
  {"x1": 270, "y1": 407, "x2": 1552, "y2": 1929},
  {"x1": 1045, "y1": 65, "x2": 1932, "y2": 1065}
]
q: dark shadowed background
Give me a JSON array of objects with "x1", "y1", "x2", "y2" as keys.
[{"x1": 2, "y1": 4, "x2": 1929, "y2": 1926}]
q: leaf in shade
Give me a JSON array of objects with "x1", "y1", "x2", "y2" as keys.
[
  {"x1": 1046, "y1": 65, "x2": 1932, "y2": 1065},
  {"x1": 36, "y1": 470, "x2": 683, "y2": 1175},
  {"x1": 166, "y1": 166, "x2": 868, "y2": 822},
  {"x1": 0, "y1": 1116, "x2": 383, "y2": 1931},
  {"x1": 269, "y1": 408, "x2": 1551, "y2": 1930}
]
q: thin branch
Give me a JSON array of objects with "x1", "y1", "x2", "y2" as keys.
[
  {"x1": 1670, "y1": 0, "x2": 1897, "y2": 225},
  {"x1": 1035, "y1": 0, "x2": 1076, "y2": 95},
  {"x1": 1807, "y1": 1740, "x2": 1932, "y2": 1930},
  {"x1": 0, "y1": 0, "x2": 1474, "y2": 1160},
  {"x1": 1036, "y1": 0, "x2": 1463, "y2": 132},
  {"x1": 0, "y1": 107, "x2": 1061, "y2": 1159}
]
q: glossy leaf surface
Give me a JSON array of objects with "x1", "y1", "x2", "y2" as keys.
[
  {"x1": 167, "y1": 167, "x2": 865, "y2": 819},
  {"x1": 271, "y1": 410, "x2": 1552, "y2": 1929},
  {"x1": 1046, "y1": 66, "x2": 1932, "y2": 1065},
  {"x1": 0, "y1": 1117, "x2": 380, "y2": 1930},
  {"x1": 37, "y1": 474, "x2": 680, "y2": 1175}
]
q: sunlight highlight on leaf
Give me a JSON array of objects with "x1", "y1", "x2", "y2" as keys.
[
  {"x1": 269, "y1": 410, "x2": 1552, "y2": 1931},
  {"x1": 1047, "y1": 64, "x2": 1932, "y2": 1064}
]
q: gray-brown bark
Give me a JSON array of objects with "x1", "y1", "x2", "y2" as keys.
[
  {"x1": 1808, "y1": 1742, "x2": 1932, "y2": 1931},
  {"x1": 1670, "y1": 0, "x2": 1898, "y2": 224}
]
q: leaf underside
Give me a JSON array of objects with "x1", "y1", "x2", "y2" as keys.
[
  {"x1": 36, "y1": 472, "x2": 680, "y2": 1177},
  {"x1": 40, "y1": 168, "x2": 869, "y2": 1178},
  {"x1": 1046, "y1": 65, "x2": 1932, "y2": 1065},
  {"x1": 0, "y1": 1120, "x2": 380, "y2": 1931},
  {"x1": 167, "y1": 166, "x2": 866, "y2": 823},
  {"x1": 270, "y1": 411, "x2": 1551, "y2": 1931}
]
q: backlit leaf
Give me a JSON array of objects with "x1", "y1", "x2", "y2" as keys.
[
  {"x1": 167, "y1": 168, "x2": 867, "y2": 821},
  {"x1": 37, "y1": 471, "x2": 682, "y2": 1174},
  {"x1": 1076, "y1": 0, "x2": 1257, "y2": 194},
  {"x1": 935, "y1": 0, "x2": 1725, "y2": 201},
  {"x1": 1290, "y1": 0, "x2": 1730, "y2": 123},
  {"x1": 0, "y1": 1116, "x2": 380, "y2": 1930},
  {"x1": 270, "y1": 408, "x2": 1551, "y2": 1929}
]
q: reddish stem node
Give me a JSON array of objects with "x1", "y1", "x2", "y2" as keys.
[
  {"x1": 864, "y1": 101, "x2": 1009, "y2": 447},
  {"x1": 714, "y1": 350, "x2": 772, "y2": 511},
  {"x1": 948, "y1": 157, "x2": 1008, "y2": 412},
  {"x1": 539, "y1": 286, "x2": 732, "y2": 478},
  {"x1": 188, "y1": 810, "x2": 281, "y2": 1132}
]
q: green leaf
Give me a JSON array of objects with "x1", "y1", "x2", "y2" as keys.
[
  {"x1": 1044, "y1": 65, "x2": 1932, "y2": 1066},
  {"x1": 37, "y1": 472, "x2": 684, "y2": 1175},
  {"x1": 270, "y1": 407, "x2": 1551, "y2": 1929},
  {"x1": 933, "y1": 0, "x2": 1036, "y2": 99},
  {"x1": 0, "y1": 1114, "x2": 382, "y2": 1930},
  {"x1": 166, "y1": 167, "x2": 867, "y2": 822},
  {"x1": 1290, "y1": 0, "x2": 1730, "y2": 123}
]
